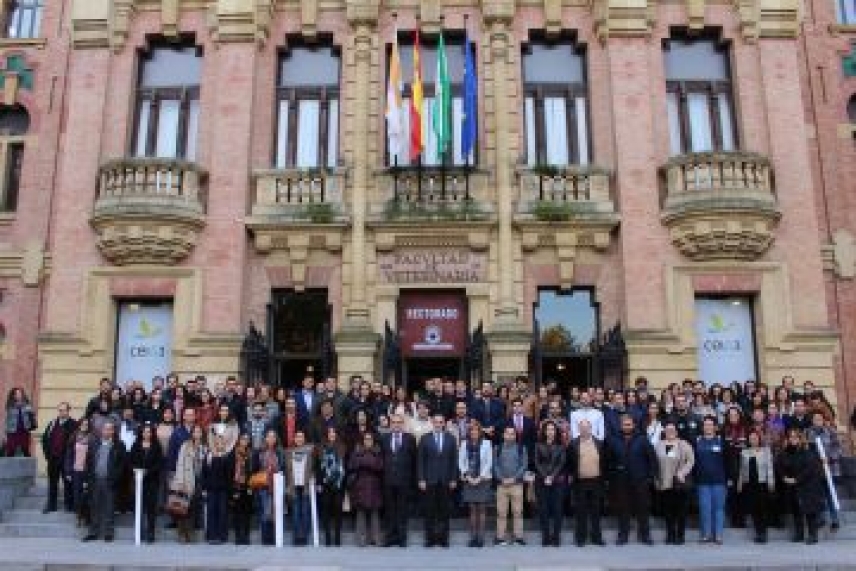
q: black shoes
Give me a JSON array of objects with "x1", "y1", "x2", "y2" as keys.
[
  {"x1": 616, "y1": 535, "x2": 628, "y2": 545},
  {"x1": 104, "y1": 535, "x2": 114, "y2": 542},
  {"x1": 81, "y1": 534, "x2": 97, "y2": 542}
]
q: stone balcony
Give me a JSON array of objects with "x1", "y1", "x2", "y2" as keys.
[
  {"x1": 246, "y1": 168, "x2": 348, "y2": 255},
  {"x1": 90, "y1": 158, "x2": 207, "y2": 265},
  {"x1": 660, "y1": 151, "x2": 781, "y2": 260},
  {"x1": 373, "y1": 165, "x2": 493, "y2": 222}
]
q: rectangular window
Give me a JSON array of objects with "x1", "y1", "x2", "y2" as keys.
[
  {"x1": 386, "y1": 37, "x2": 474, "y2": 167},
  {"x1": 276, "y1": 45, "x2": 340, "y2": 169},
  {"x1": 837, "y1": 0, "x2": 856, "y2": 24},
  {"x1": 133, "y1": 46, "x2": 202, "y2": 160},
  {"x1": 0, "y1": 142, "x2": 23, "y2": 211},
  {"x1": 4, "y1": 0, "x2": 42, "y2": 39},
  {"x1": 664, "y1": 38, "x2": 737, "y2": 155},
  {"x1": 522, "y1": 41, "x2": 590, "y2": 167}
]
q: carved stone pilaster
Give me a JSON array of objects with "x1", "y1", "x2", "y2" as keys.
[
  {"x1": 209, "y1": 0, "x2": 274, "y2": 44},
  {"x1": 591, "y1": 0, "x2": 655, "y2": 42},
  {"x1": 161, "y1": 0, "x2": 180, "y2": 39},
  {"x1": 482, "y1": 0, "x2": 515, "y2": 25},
  {"x1": 420, "y1": 0, "x2": 442, "y2": 34}
]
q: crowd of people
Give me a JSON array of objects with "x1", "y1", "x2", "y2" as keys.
[{"x1": 3, "y1": 372, "x2": 852, "y2": 549}]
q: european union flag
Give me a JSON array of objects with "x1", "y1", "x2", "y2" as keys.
[{"x1": 461, "y1": 29, "x2": 478, "y2": 163}]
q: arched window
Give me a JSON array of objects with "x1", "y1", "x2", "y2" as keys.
[{"x1": 0, "y1": 105, "x2": 28, "y2": 212}]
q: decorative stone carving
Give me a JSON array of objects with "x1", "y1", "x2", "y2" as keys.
[
  {"x1": 686, "y1": 0, "x2": 706, "y2": 31},
  {"x1": 0, "y1": 242, "x2": 50, "y2": 286},
  {"x1": 209, "y1": 0, "x2": 274, "y2": 44},
  {"x1": 90, "y1": 158, "x2": 207, "y2": 265},
  {"x1": 544, "y1": 0, "x2": 563, "y2": 36},
  {"x1": 482, "y1": 0, "x2": 515, "y2": 25},
  {"x1": 70, "y1": 0, "x2": 135, "y2": 51},
  {"x1": 591, "y1": 0, "x2": 655, "y2": 42},
  {"x1": 823, "y1": 229, "x2": 856, "y2": 279},
  {"x1": 660, "y1": 151, "x2": 781, "y2": 261},
  {"x1": 735, "y1": 0, "x2": 801, "y2": 41},
  {"x1": 346, "y1": 0, "x2": 380, "y2": 26},
  {"x1": 300, "y1": 0, "x2": 319, "y2": 38},
  {"x1": 420, "y1": 0, "x2": 442, "y2": 34},
  {"x1": 161, "y1": 0, "x2": 180, "y2": 38}
]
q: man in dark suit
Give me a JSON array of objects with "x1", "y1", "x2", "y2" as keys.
[
  {"x1": 41, "y1": 402, "x2": 78, "y2": 513},
  {"x1": 471, "y1": 382, "x2": 506, "y2": 443},
  {"x1": 504, "y1": 398, "x2": 538, "y2": 457},
  {"x1": 82, "y1": 421, "x2": 127, "y2": 542},
  {"x1": 380, "y1": 414, "x2": 417, "y2": 547},
  {"x1": 295, "y1": 371, "x2": 320, "y2": 426},
  {"x1": 417, "y1": 414, "x2": 458, "y2": 547}
]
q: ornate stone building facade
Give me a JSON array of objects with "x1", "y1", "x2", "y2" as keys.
[{"x1": 0, "y1": 0, "x2": 852, "y2": 430}]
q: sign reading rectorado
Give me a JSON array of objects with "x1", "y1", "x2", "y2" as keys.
[{"x1": 378, "y1": 249, "x2": 487, "y2": 284}]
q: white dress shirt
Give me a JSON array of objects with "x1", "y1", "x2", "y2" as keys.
[{"x1": 569, "y1": 407, "x2": 605, "y2": 440}]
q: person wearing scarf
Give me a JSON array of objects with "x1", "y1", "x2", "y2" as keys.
[{"x1": 229, "y1": 433, "x2": 254, "y2": 545}]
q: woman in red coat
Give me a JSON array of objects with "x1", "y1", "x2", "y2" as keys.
[{"x1": 347, "y1": 431, "x2": 384, "y2": 546}]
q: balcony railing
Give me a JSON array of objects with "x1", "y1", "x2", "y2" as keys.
[
  {"x1": 663, "y1": 152, "x2": 772, "y2": 197},
  {"x1": 660, "y1": 151, "x2": 780, "y2": 260},
  {"x1": 378, "y1": 165, "x2": 491, "y2": 221},
  {"x1": 91, "y1": 157, "x2": 207, "y2": 265},
  {"x1": 96, "y1": 158, "x2": 206, "y2": 213},
  {"x1": 251, "y1": 168, "x2": 345, "y2": 223},
  {"x1": 516, "y1": 166, "x2": 615, "y2": 221}
]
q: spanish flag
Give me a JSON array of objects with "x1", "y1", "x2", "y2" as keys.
[
  {"x1": 410, "y1": 28, "x2": 424, "y2": 160},
  {"x1": 386, "y1": 28, "x2": 405, "y2": 162}
]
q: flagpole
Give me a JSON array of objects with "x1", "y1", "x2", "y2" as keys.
[
  {"x1": 463, "y1": 13, "x2": 471, "y2": 203},
  {"x1": 439, "y1": 15, "x2": 447, "y2": 203}
]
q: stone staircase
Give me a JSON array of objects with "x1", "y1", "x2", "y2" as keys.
[{"x1": 1, "y1": 477, "x2": 854, "y2": 545}]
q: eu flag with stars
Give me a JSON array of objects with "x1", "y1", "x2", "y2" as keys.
[{"x1": 461, "y1": 29, "x2": 478, "y2": 163}]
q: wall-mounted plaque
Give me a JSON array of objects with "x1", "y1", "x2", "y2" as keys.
[{"x1": 378, "y1": 249, "x2": 487, "y2": 284}]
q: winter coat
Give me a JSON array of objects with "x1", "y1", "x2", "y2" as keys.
[
  {"x1": 777, "y1": 445, "x2": 827, "y2": 516},
  {"x1": 129, "y1": 440, "x2": 164, "y2": 486},
  {"x1": 347, "y1": 445, "x2": 384, "y2": 510}
]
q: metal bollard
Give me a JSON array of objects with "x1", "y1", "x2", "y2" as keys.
[
  {"x1": 273, "y1": 472, "x2": 285, "y2": 548},
  {"x1": 309, "y1": 477, "x2": 320, "y2": 548},
  {"x1": 133, "y1": 469, "x2": 145, "y2": 546}
]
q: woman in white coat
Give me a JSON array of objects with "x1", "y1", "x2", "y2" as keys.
[{"x1": 458, "y1": 420, "x2": 493, "y2": 548}]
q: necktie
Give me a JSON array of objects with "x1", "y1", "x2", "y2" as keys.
[
  {"x1": 516, "y1": 415, "x2": 522, "y2": 433},
  {"x1": 435, "y1": 433, "x2": 442, "y2": 453}
]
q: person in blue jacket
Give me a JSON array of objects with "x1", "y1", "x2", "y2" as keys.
[
  {"x1": 695, "y1": 415, "x2": 728, "y2": 544},
  {"x1": 606, "y1": 414, "x2": 657, "y2": 545}
]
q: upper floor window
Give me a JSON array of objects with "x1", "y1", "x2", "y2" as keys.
[
  {"x1": 133, "y1": 45, "x2": 202, "y2": 161},
  {"x1": 4, "y1": 0, "x2": 42, "y2": 39},
  {"x1": 522, "y1": 40, "x2": 590, "y2": 167},
  {"x1": 276, "y1": 44, "x2": 340, "y2": 169},
  {"x1": 386, "y1": 35, "x2": 472, "y2": 167},
  {"x1": 837, "y1": 0, "x2": 856, "y2": 25},
  {"x1": 664, "y1": 37, "x2": 736, "y2": 155},
  {"x1": 0, "y1": 105, "x2": 29, "y2": 212}
]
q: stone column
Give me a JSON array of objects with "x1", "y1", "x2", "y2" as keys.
[
  {"x1": 483, "y1": 2, "x2": 530, "y2": 381},
  {"x1": 335, "y1": 1, "x2": 380, "y2": 384}
]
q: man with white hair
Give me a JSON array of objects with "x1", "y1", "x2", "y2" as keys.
[{"x1": 570, "y1": 390, "x2": 605, "y2": 440}]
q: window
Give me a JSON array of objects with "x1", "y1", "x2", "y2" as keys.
[
  {"x1": 836, "y1": 0, "x2": 856, "y2": 25},
  {"x1": 276, "y1": 45, "x2": 340, "y2": 169},
  {"x1": 849, "y1": 94, "x2": 856, "y2": 141},
  {"x1": 4, "y1": 0, "x2": 42, "y2": 39},
  {"x1": 386, "y1": 36, "x2": 473, "y2": 167},
  {"x1": 133, "y1": 45, "x2": 202, "y2": 160},
  {"x1": 522, "y1": 41, "x2": 590, "y2": 166},
  {"x1": 0, "y1": 105, "x2": 28, "y2": 212},
  {"x1": 664, "y1": 37, "x2": 736, "y2": 155}
]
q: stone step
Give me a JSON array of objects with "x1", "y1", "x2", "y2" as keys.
[{"x1": 0, "y1": 521, "x2": 853, "y2": 544}]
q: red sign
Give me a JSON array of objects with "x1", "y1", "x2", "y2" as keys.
[{"x1": 399, "y1": 292, "x2": 467, "y2": 358}]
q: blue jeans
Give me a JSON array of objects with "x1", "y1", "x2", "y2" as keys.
[
  {"x1": 697, "y1": 484, "x2": 726, "y2": 540},
  {"x1": 290, "y1": 488, "x2": 311, "y2": 541}
]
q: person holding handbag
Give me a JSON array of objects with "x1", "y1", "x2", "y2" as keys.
[
  {"x1": 654, "y1": 420, "x2": 695, "y2": 544},
  {"x1": 200, "y1": 433, "x2": 232, "y2": 544},
  {"x1": 171, "y1": 424, "x2": 206, "y2": 543},
  {"x1": 252, "y1": 428, "x2": 285, "y2": 546},
  {"x1": 228, "y1": 433, "x2": 254, "y2": 545},
  {"x1": 737, "y1": 429, "x2": 776, "y2": 543}
]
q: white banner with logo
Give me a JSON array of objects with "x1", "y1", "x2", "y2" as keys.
[
  {"x1": 115, "y1": 302, "x2": 174, "y2": 390},
  {"x1": 694, "y1": 298, "x2": 757, "y2": 385}
]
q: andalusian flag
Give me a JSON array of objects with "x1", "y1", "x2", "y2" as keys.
[
  {"x1": 461, "y1": 27, "x2": 478, "y2": 162},
  {"x1": 432, "y1": 31, "x2": 452, "y2": 157},
  {"x1": 410, "y1": 29, "x2": 424, "y2": 159},
  {"x1": 386, "y1": 29, "x2": 405, "y2": 162}
]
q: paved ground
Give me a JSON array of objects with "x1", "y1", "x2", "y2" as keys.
[{"x1": 0, "y1": 537, "x2": 855, "y2": 571}]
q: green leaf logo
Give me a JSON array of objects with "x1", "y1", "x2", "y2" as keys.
[{"x1": 136, "y1": 317, "x2": 163, "y2": 339}]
